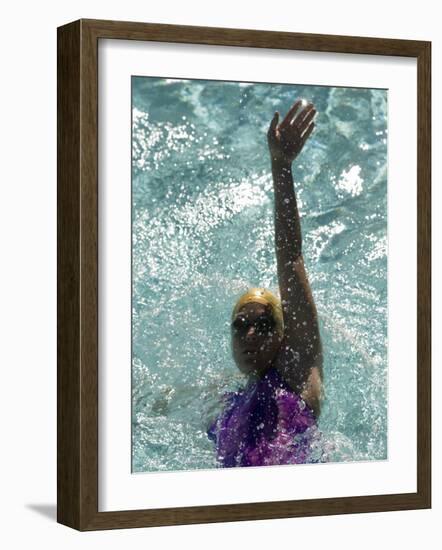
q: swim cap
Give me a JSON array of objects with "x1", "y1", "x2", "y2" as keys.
[{"x1": 232, "y1": 288, "x2": 284, "y2": 336}]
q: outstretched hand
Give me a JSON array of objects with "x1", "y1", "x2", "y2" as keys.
[{"x1": 267, "y1": 100, "x2": 316, "y2": 166}]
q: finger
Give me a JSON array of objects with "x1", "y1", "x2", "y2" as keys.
[
  {"x1": 279, "y1": 100, "x2": 302, "y2": 130},
  {"x1": 298, "y1": 107, "x2": 316, "y2": 133},
  {"x1": 294, "y1": 103, "x2": 315, "y2": 129},
  {"x1": 268, "y1": 111, "x2": 279, "y2": 137},
  {"x1": 300, "y1": 121, "x2": 315, "y2": 144}
]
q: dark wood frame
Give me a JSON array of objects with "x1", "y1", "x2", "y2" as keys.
[{"x1": 57, "y1": 18, "x2": 431, "y2": 531}]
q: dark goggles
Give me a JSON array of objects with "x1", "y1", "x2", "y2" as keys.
[{"x1": 231, "y1": 314, "x2": 277, "y2": 336}]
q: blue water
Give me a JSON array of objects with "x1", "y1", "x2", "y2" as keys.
[{"x1": 131, "y1": 77, "x2": 388, "y2": 472}]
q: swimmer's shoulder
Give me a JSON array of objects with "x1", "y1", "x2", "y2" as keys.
[
  {"x1": 273, "y1": 336, "x2": 323, "y2": 417},
  {"x1": 273, "y1": 336, "x2": 306, "y2": 390}
]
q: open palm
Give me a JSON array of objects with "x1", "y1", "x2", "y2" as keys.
[{"x1": 267, "y1": 100, "x2": 316, "y2": 165}]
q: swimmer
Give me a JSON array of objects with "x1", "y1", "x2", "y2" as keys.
[{"x1": 208, "y1": 99, "x2": 324, "y2": 467}]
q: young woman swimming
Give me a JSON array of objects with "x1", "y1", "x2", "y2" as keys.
[{"x1": 208, "y1": 99, "x2": 324, "y2": 467}]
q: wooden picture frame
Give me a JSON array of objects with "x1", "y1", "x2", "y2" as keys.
[{"x1": 57, "y1": 18, "x2": 431, "y2": 531}]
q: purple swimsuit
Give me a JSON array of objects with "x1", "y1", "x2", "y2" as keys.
[{"x1": 208, "y1": 367, "x2": 323, "y2": 467}]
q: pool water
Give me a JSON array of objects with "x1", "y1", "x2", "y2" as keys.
[{"x1": 131, "y1": 77, "x2": 388, "y2": 472}]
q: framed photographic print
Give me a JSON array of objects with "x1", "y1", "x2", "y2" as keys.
[{"x1": 57, "y1": 19, "x2": 431, "y2": 530}]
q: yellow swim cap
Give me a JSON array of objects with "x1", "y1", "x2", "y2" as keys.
[{"x1": 232, "y1": 288, "x2": 284, "y2": 336}]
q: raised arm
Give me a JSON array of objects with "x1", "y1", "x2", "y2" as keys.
[{"x1": 267, "y1": 100, "x2": 323, "y2": 416}]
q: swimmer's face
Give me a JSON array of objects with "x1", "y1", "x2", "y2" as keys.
[{"x1": 231, "y1": 302, "x2": 283, "y2": 377}]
